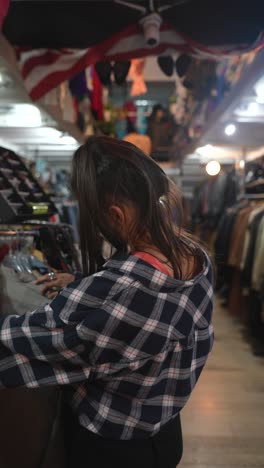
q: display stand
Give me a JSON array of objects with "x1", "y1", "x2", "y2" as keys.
[{"x1": 0, "y1": 147, "x2": 57, "y2": 223}]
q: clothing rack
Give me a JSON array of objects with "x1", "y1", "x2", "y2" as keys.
[
  {"x1": 215, "y1": 193, "x2": 264, "y2": 355},
  {"x1": 21, "y1": 220, "x2": 75, "y2": 229},
  {"x1": 0, "y1": 147, "x2": 57, "y2": 223},
  {"x1": 237, "y1": 193, "x2": 264, "y2": 200},
  {"x1": 0, "y1": 221, "x2": 75, "y2": 232},
  {"x1": 0, "y1": 223, "x2": 81, "y2": 273},
  {"x1": 0, "y1": 230, "x2": 39, "y2": 237},
  {"x1": 0, "y1": 226, "x2": 39, "y2": 237}
]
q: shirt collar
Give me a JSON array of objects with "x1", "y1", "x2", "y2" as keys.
[{"x1": 103, "y1": 250, "x2": 211, "y2": 292}]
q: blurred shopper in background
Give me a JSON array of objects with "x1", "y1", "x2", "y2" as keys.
[{"x1": 147, "y1": 104, "x2": 176, "y2": 160}]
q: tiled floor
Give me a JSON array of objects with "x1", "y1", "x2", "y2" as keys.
[{"x1": 179, "y1": 300, "x2": 264, "y2": 468}]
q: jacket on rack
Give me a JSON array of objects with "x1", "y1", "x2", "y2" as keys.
[
  {"x1": 252, "y1": 217, "x2": 264, "y2": 292},
  {"x1": 242, "y1": 210, "x2": 264, "y2": 288},
  {"x1": 192, "y1": 171, "x2": 238, "y2": 230},
  {"x1": 228, "y1": 206, "x2": 253, "y2": 269},
  {"x1": 240, "y1": 206, "x2": 264, "y2": 271}
]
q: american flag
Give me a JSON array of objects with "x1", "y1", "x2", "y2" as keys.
[
  {"x1": 17, "y1": 22, "x2": 264, "y2": 101},
  {"x1": 0, "y1": 0, "x2": 9, "y2": 29}
]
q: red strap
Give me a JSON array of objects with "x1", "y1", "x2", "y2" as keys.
[{"x1": 133, "y1": 252, "x2": 173, "y2": 277}]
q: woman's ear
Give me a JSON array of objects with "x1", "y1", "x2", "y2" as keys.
[{"x1": 107, "y1": 205, "x2": 125, "y2": 229}]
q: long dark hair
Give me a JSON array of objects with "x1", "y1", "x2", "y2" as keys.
[{"x1": 71, "y1": 136, "x2": 202, "y2": 277}]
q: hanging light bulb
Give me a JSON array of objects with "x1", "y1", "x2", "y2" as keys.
[
  {"x1": 206, "y1": 160, "x2": 221, "y2": 176},
  {"x1": 225, "y1": 123, "x2": 236, "y2": 136}
]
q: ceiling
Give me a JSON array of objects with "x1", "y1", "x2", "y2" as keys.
[
  {"x1": 3, "y1": 0, "x2": 264, "y2": 169},
  {"x1": 4, "y1": 0, "x2": 264, "y2": 49},
  {"x1": 192, "y1": 47, "x2": 264, "y2": 161},
  {"x1": 0, "y1": 55, "x2": 81, "y2": 163}
]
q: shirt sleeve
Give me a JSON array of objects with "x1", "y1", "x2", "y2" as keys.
[
  {"x1": 74, "y1": 271, "x2": 84, "y2": 281},
  {"x1": 0, "y1": 277, "x2": 110, "y2": 388}
]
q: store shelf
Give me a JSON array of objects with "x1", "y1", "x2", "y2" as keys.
[{"x1": 0, "y1": 147, "x2": 57, "y2": 223}]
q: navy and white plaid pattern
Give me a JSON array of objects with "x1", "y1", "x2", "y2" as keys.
[{"x1": 0, "y1": 251, "x2": 214, "y2": 440}]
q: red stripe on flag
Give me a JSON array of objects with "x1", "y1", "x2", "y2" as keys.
[
  {"x1": 29, "y1": 48, "x2": 103, "y2": 101},
  {"x1": 0, "y1": 0, "x2": 9, "y2": 30},
  {"x1": 24, "y1": 24, "x2": 143, "y2": 100},
  {"x1": 21, "y1": 50, "x2": 64, "y2": 78}
]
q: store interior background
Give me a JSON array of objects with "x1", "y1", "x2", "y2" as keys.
[{"x1": 0, "y1": 1, "x2": 264, "y2": 467}]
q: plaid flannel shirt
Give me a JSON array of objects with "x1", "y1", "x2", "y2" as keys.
[{"x1": 0, "y1": 251, "x2": 214, "y2": 440}]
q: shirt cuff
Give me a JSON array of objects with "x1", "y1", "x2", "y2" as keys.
[{"x1": 74, "y1": 271, "x2": 84, "y2": 281}]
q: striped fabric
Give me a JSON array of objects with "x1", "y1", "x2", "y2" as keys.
[
  {"x1": 17, "y1": 22, "x2": 264, "y2": 101},
  {"x1": 0, "y1": 250, "x2": 214, "y2": 440},
  {"x1": 0, "y1": 0, "x2": 9, "y2": 30}
]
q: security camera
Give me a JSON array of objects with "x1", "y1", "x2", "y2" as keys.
[
  {"x1": 115, "y1": 0, "x2": 187, "y2": 47},
  {"x1": 140, "y1": 13, "x2": 162, "y2": 48}
]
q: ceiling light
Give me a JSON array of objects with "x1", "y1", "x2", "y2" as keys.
[
  {"x1": 60, "y1": 134, "x2": 78, "y2": 145},
  {"x1": 255, "y1": 81, "x2": 264, "y2": 100},
  {"x1": 37, "y1": 129, "x2": 78, "y2": 145},
  {"x1": 256, "y1": 96, "x2": 264, "y2": 104},
  {"x1": 136, "y1": 100, "x2": 148, "y2": 106},
  {"x1": 11, "y1": 104, "x2": 42, "y2": 127},
  {"x1": 225, "y1": 124, "x2": 236, "y2": 136},
  {"x1": 206, "y1": 160, "x2": 221, "y2": 176},
  {"x1": 39, "y1": 127, "x2": 61, "y2": 138},
  {"x1": 196, "y1": 144, "x2": 213, "y2": 155},
  {"x1": 247, "y1": 102, "x2": 258, "y2": 115},
  {"x1": 239, "y1": 160, "x2": 245, "y2": 169}
]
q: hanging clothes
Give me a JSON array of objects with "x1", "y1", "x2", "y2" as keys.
[
  {"x1": 228, "y1": 205, "x2": 253, "y2": 269},
  {"x1": 214, "y1": 199, "x2": 264, "y2": 350},
  {"x1": 129, "y1": 59, "x2": 147, "y2": 97},
  {"x1": 240, "y1": 205, "x2": 264, "y2": 271},
  {"x1": 191, "y1": 170, "x2": 239, "y2": 233},
  {"x1": 91, "y1": 65, "x2": 104, "y2": 121},
  {"x1": 241, "y1": 208, "x2": 264, "y2": 289},
  {"x1": 251, "y1": 217, "x2": 264, "y2": 292}
]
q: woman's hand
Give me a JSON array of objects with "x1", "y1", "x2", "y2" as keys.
[{"x1": 35, "y1": 272, "x2": 75, "y2": 300}]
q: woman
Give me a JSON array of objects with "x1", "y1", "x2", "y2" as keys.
[
  {"x1": 1, "y1": 137, "x2": 214, "y2": 468},
  {"x1": 147, "y1": 104, "x2": 168, "y2": 157},
  {"x1": 147, "y1": 104, "x2": 177, "y2": 162}
]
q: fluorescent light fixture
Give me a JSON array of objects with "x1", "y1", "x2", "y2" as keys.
[
  {"x1": 247, "y1": 102, "x2": 258, "y2": 115},
  {"x1": 135, "y1": 100, "x2": 148, "y2": 106},
  {"x1": 15, "y1": 104, "x2": 42, "y2": 127},
  {"x1": 60, "y1": 134, "x2": 78, "y2": 145},
  {"x1": 196, "y1": 144, "x2": 213, "y2": 155},
  {"x1": 255, "y1": 81, "x2": 264, "y2": 101},
  {"x1": 38, "y1": 129, "x2": 78, "y2": 145},
  {"x1": 206, "y1": 160, "x2": 221, "y2": 176},
  {"x1": 1, "y1": 104, "x2": 42, "y2": 127},
  {"x1": 39, "y1": 127, "x2": 61, "y2": 138},
  {"x1": 225, "y1": 123, "x2": 236, "y2": 136}
]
